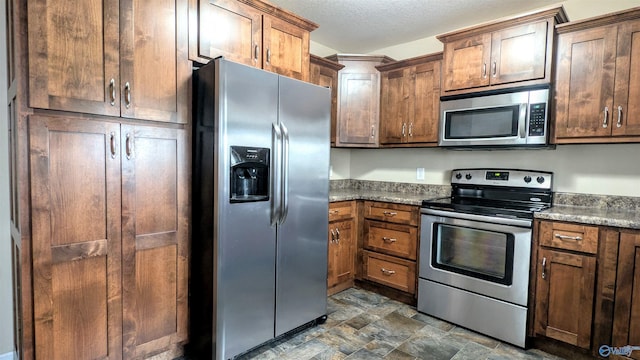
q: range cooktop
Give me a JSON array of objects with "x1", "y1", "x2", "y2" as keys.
[{"x1": 422, "y1": 168, "x2": 554, "y2": 219}]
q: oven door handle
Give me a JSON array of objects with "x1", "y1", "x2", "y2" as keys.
[{"x1": 420, "y1": 208, "x2": 532, "y2": 228}]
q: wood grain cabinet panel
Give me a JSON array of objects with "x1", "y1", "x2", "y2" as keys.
[
  {"x1": 554, "y1": 12, "x2": 640, "y2": 143},
  {"x1": 534, "y1": 248, "x2": 596, "y2": 349},
  {"x1": 438, "y1": 7, "x2": 566, "y2": 95},
  {"x1": 612, "y1": 231, "x2": 640, "y2": 359},
  {"x1": 360, "y1": 202, "x2": 419, "y2": 297},
  {"x1": 28, "y1": 116, "x2": 188, "y2": 360},
  {"x1": 29, "y1": 115, "x2": 123, "y2": 360},
  {"x1": 328, "y1": 54, "x2": 394, "y2": 147},
  {"x1": 121, "y1": 125, "x2": 188, "y2": 359},
  {"x1": 328, "y1": 201, "x2": 356, "y2": 295},
  {"x1": 378, "y1": 54, "x2": 441, "y2": 146},
  {"x1": 309, "y1": 55, "x2": 344, "y2": 146},
  {"x1": 190, "y1": 0, "x2": 315, "y2": 81},
  {"x1": 27, "y1": 0, "x2": 189, "y2": 123}
]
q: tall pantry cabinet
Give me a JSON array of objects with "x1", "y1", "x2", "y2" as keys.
[{"x1": 8, "y1": 0, "x2": 191, "y2": 358}]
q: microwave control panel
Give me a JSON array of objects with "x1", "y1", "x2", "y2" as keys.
[{"x1": 528, "y1": 103, "x2": 546, "y2": 136}]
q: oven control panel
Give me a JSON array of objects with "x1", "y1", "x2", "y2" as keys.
[{"x1": 451, "y1": 168, "x2": 552, "y2": 190}]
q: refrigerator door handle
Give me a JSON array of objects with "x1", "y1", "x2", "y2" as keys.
[
  {"x1": 280, "y1": 122, "x2": 290, "y2": 224},
  {"x1": 271, "y1": 122, "x2": 282, "y2": 226}
]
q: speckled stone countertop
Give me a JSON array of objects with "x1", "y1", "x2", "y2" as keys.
[
  {"x1": 535, "y1": 192, "x2": 640, "y2": 229},
  {"x1": 330, "y1": 180, "x2": 640, "y2": 229}
]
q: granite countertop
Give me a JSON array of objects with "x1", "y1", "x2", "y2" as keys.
[
  {"x1": 535, "y1": 205, "x2": 640, "y2": 230},
  {"x1": 330, "y1": 181, "x2": 640, "y2": 230}
]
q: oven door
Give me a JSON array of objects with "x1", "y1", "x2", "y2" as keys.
[{"x1": 419, "y1": 209, "x2": 532, "y2": 306}]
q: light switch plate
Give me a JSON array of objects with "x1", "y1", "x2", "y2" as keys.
[{"x1": 416, "y1": 167, "x2": 425, "y2": 180}]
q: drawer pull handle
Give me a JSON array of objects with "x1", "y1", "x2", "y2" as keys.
[
  {"x1": 329, "y1": 209, "x2": 339, "y2": 215},
  {"x1": 380, "y1": 268, "x2": 395, "y2": 276},
  {"x1": 383, "y1": 211, "x2": 397, "y2": 217},
  {"x1": 554, "y1": 234, "x2": 582, "y2": 241},
  {"x1": 603, "y1": 106, "x2": 609, "y2": 128},
  {"x1": 382, "y1": 237, "x2": 397, "y2": 244},
  {"x1": 330, "y1": 229, "x2": 336, "y2": 243},
  {"x1": 542, "y1": 257, "x2": 547, "y2": 279},
  {"x1": 335, "y1": 228, "x2": 340, "y2": 243}
]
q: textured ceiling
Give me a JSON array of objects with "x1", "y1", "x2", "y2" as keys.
[{"x1": 267, "y1": 0, "x2": 561, "y2": 53}]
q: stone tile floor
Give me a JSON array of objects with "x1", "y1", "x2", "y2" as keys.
[{"x1": 229, "y1": 287, "x2": 565, "y2": 360}]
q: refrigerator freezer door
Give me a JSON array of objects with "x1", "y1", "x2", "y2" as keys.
[
  {"x1": 215, "y1": 59, "x2": 279, "y2": 359},
  {"x1": 275, "y1": 76, "x2": 330, "y2": 336}
]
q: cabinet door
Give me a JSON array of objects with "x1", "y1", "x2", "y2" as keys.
[
  {"x1": 491, "y1": 21, "x2": 548, "y2": 85},
  {"x1": 612, "y1": 231, "x2": 640, "y2": 359},
  {"x1": 612, "y1": 19, "x2": 640, "y2": 137},
  {"x1": 29, "y1": 116, "x2": 122, "y2": 360},
  {"x1": 442, "y1": 33, "x2": 491, "y2": 92},
  {"x1": 27, "y1": 0, "x2": 120, "y2": 116},
  {"x1": 408, "y1": 61, "x2": 440, "y2": 144},
  {"x1": 534, "y1": 248, "x2": 596, "y2": 349},
  {"x1": 121, "y1": 125, "x2": 188, "y2": 358},
  {"x1": 337, "y1": 72, "x2": 380, "y2": 146},
  {"x1": 554, "y1": 26, "x2": 617, "y2": 139},
  {"x1": 120, "y1": 0, "x2": 189, "y2": 123},
  {"x1": 262, "y1": 15, "x2": 310, "y2": 81},
  {"x1": 197, "y1": 0, "x2": 262, "y2": 67},
  {"x1": 328, "y1": 219, "x2": 356, "y2": 289},
  {"x1": 379, "y1": 69, "x2": 408, "y2": 144},
  {"x1": 310, "y1": 60, "x2": 340, "y2": 145}
]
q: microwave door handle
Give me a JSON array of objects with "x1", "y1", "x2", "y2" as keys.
[{"x1": 519, "y1": 103, "x2": 527, "y2": 138}]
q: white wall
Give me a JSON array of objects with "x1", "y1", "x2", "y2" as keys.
[
  {"x1": 0, "y1": 0, "x2": 14, "y2": 356},
  {"x1": 328, "y1": 0, "x2": 640, "y2": 197}
]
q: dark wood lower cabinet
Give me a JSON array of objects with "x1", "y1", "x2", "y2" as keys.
[
  {"x1": 612, "y1": 231, "x2": 640, "y2": 360},
  {"x1": 28, "y1": 115, "x2": 188, "y2": 359},
  {"x1": 534, "y1": 248, "x2": 596, "y2": 349}
]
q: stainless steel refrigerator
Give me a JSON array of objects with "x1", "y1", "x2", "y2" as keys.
[{"x1": 191, "y1": 58, "x2": 330, "y2": 360}]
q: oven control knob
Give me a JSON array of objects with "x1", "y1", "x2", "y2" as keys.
[
  {"x1": 537, "y1": 176, "x2": 545, "y2": 184},
  {"x1": 465, "y1": 173, "x2": 472, "y2": 180},
  {"x1": 524, "y1": 176, "x2": 532, "y2": 183},
  {"x1": 455, "y1": 173, "x2": 462, "y2": 180}
]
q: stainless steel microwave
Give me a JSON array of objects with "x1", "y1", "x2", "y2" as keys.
[{"x1": 439, "y1": 88, "x2": 549, "y2": 148}]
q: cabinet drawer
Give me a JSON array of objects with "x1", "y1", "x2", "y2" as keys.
[
  {"x1": 363, "y1": 251, "x2": 416, "y2": 294},
  {"x1": 329, "y1": 201, "x2": 355, "y2": 222},
  {"x1": 364, "y1": 201, "x2": 418, "y2": 226},
  {"x1": 364, "y1": 220, "x2": 417, "y2": 260},
  {"x1": 539, "y1": 221, "x2": 599, "y2": 254}
]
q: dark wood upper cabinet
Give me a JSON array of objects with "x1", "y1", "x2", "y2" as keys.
[
  {"x1": 310, "y1": 55, "x2": 344, "y2": 146},
  {"x1": 27, "y1": 0, "x2": 190, "y2": 123},
  {"x1": 554, "y1": 9, "x2": 640, "y2": 143},
  {"x1": 378, "y1": 53, "x2": 442, "y2": 147},
  {"x1": 438, "y1": 6, "x2": 567, "y2": 96},
  {"x1": 189, "y1": 0, "x2": 316, "y2": 81}
]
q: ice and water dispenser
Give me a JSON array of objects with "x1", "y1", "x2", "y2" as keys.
[{"x1": 230, "y1": 146, "x2": 269, "y2": 203}]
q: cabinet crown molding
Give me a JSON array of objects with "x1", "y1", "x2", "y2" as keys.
[
  {"x1": 436, "y1": 5, "x2": 568, "y2": 43},
  {"x1": 326, "y1": 54, "x2": 396, "y2": 64},
  {"x1": 376, "y1": 52, "x2": 443, "y2": 72},
  {"x1": 237, "y1": 0, "x2": 318, "y2": 31},
  {"x1": 556, "y1": 6, "x2": 640, "y2": 33},
  {"x1": 310, "y1": 54, "x2": 345, "y2": 71}
]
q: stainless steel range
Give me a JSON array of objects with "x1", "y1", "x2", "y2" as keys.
[{"x1": 418, "y1": 168, "x2": 553, "y2": 347}]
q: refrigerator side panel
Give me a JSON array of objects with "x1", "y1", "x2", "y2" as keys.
[
  {"x1": 215, "y1": 59, "x2": 279, "y2": 359},
  {"x1": 275, "y1": 77, "x2": 330, "y2": 336}
]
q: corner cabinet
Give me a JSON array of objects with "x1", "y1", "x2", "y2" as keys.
[
  {"x1": 29, "y1": 116, "x2": 189, "y2": 359},
  {"x1": 188, "y1": 0, "x2": 317, "y2": 81},
  {"x1": 377, "y1": 53, "x2": 442, "y2": 147},
  {"x1": 27, "y1": 0, "x2": 190, "y2": 123},
  {"x1": 327, "y1": 54, "x2": 394, "y2": 147},
  {"x1": 437, "y1": 6, "x2": 567, "y2": 96},
  {"x1": 328, "y1": 201, "x2": 357, "y2": 295},
  {"x1": 554, "y1": 8, "x2": 640, "y2": 143},
  {"x1": 310, "y1": 55, "x2": 344, "y2": 146}
]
